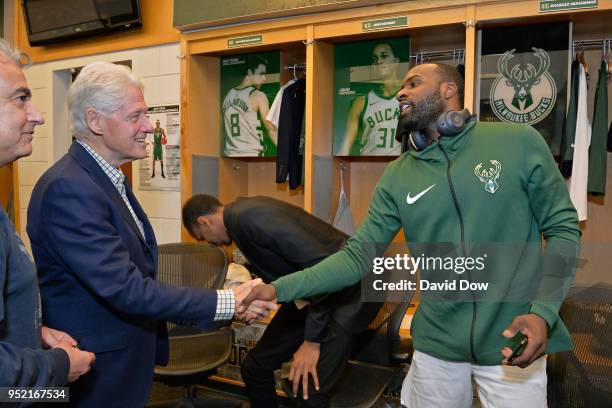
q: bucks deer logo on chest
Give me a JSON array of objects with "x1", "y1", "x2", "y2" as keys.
[{"x1": 474, "y1": 160, "x2": 501, "y2": 194}]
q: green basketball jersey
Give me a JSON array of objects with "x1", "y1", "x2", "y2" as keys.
[{"x1": 153, "y1": 129, "x2": 163, "y2": 146}]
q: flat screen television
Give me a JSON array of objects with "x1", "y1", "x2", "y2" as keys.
[{"x1": 22, "y1": 0, "x2": 142, "y2": 46}]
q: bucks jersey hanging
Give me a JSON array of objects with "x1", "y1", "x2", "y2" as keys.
[
  {"x1": 222, "y1": 86, "x2": 263, "y2": 156},
  {"x1": 359, "y1": 90, "x2": 401, "y2": 155}
]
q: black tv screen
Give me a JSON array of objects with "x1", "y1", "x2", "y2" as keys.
[{"x1": 23, "y1": 0, "x2": 142, "y2": 46}]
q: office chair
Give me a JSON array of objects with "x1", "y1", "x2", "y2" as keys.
[
  {"x1": 150, "y1": 243, "x2": 240, "y2": 408},
  {"x1": 547, "y1": 283, "x2": 612, "y2": 408},
  {"x1": 282, "y1": 293, "x2": 414, "y2": 408}
]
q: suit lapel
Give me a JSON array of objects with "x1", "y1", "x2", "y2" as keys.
[
  {"x1": 124, "y1": 181, "x2": 158, "y2": 265},
  {"x1": 69, "y1": 142, "x2": 153, "y2": 253}
]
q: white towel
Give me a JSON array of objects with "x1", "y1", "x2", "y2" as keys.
[{"x1": 333, "y1": 169, "x2": 356, "y2": 235}]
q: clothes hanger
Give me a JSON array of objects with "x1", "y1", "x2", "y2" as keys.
[
  {"x1": 339, "y1": 162, "x2": 346, "y2": 195},
  {"x1": 579, "y1": 42, "x2": 590, "y2": 80}
]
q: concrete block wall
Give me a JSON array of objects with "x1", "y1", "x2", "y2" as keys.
[{"x1": 18, "y1": 43, "x2": 182, "y2": 248}]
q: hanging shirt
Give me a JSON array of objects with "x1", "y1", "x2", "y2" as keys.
[
  {"x1": 222, "y1": 86, "x2": 263, "y2": 156},
  {"x1": 568, "y1": 64, "x2": 591, "y2": 221},
  {"x1": 559, "y1": 60, "x2": 580, "y2": 177},
  {"x1": 276, "y1": 78, "x2": 306, "y2": 189},
  {"x1": 267, "y1": 78, "x2": 297, "y2": 127},
  {"x1": 359, "y1": 90, "x2": 401, "y2": 156},
  {"x1": 587, "y1": 60, "x2": 608, "y2": 195}
]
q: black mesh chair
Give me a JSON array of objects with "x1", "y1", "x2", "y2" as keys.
[
  {"x1": 282, "y1": 293, "x2": 414, "y2": 408},
  {"x1": 547, "y1": 283, "x2": 612, "y2": 408},
  {"x1": 150, "y1": 243, "x2": 240, "y2": 408}
]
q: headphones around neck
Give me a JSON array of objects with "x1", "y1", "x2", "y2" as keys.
[{"x1": 395, "y1": 108, "x2": 473, "y2": 152}]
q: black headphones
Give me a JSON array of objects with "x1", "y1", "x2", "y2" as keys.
[{"x1": 395, "y1": 108, "x2": 473, "y2": 152}]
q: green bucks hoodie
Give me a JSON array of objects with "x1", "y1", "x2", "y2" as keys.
[{"x1": 272, "y1": 121, "x2": 580, "y2": 365}]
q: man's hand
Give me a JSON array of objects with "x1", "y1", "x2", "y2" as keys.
[
  {"x1": 501, "y1": 314, "x2": 548, "y2": 368},
  {"x1": 41, "y1": 326, "x2": 77, "y2": 348},
  {"x1": 237, "y1": 299, "x2": 278, "y2": 324},
  {"x1": 239, "y1": 283, "x2": 277, "y2": 313},
  {"x1": 54, "y1": 342, "x2": 96, "y2": 383},
  {"x1": 234, "y1": 278, "x2": 263, "y2": 304},
  {"x1": 289, "y1": 341, "x2": 320, "y2": 400},
  {"x1": 234, "y1": 279, "x2": 278, "y2": 323}
]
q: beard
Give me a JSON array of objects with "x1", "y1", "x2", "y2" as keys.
[{"x1": 398, "y1": 90, "x2": 446, "y2": 131}]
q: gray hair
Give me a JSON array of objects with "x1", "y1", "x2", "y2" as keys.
[
  {"x1": 67, "y1": 61, "x2": 143, "y2": 138},
  {"x1": 0, "y1": 38, "x2": 32, "y2": 67}
]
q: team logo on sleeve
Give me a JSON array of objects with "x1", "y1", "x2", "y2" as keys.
[
  {"x1": 490, "y1": 48, "x2": 556, "y2": 125},
  {"x1": 474, "y1": 160, "x2": 501, "y2": 194}
]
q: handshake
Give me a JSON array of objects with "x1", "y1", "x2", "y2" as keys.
[{"x1": 232, "y1": 279, "x2": 279, "y2": 324}]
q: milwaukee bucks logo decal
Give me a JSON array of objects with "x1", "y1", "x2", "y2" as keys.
[
  {"x1": 474, "y1": 160, "x2": 501, "y2": 194},
  {"x1": 490, "y1": 47, "x2": 556, "y2": 125}
]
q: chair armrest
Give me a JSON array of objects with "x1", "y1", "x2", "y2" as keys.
[{"x1": 391, "y1": 338, "x2": 413, "y2": 365}]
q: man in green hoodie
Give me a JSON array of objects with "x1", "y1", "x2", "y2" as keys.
[{"x1": 241, "y1": 62, "x2": 581, "y2": 407}]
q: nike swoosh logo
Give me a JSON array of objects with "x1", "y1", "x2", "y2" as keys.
[{"x1": 406, "y1": 184, "x2": 435, "y2": 204}]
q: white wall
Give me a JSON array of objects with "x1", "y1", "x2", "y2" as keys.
[{"x1": 18, "y1": 43, "x2": 182, "y2": 248}]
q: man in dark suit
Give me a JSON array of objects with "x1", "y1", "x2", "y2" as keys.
[
  {"x1": 182, "y1": 194, "x2": 382, "y2": 408},
  {"x1": 27, "y1": 62, "x2": 272, "y2": 407}
]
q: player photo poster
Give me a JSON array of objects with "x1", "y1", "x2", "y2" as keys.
[
  {"x1": 479, "y1": 22, "x2": 569, "y2": 156},
  {"x1": 333, "y1": 36, "x2": 410, "y2": 156},
  {"x1": 139, "y1": 105, "x2": 180, "y2": 192},
  {"x1": 220, "y1": 51, "x2": 280, "y2": 157}
]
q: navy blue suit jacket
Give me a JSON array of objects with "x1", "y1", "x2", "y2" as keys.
[{"x1": 27, "y1": 142, "x2": 219, "y2": 407}]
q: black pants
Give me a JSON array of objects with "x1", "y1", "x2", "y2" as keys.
[{"x1": 241, "y1": 302, "x2": 353, "y2": 408}]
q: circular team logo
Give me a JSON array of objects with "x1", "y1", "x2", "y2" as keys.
[{"x1": 490, "y1": 47, "x2": 556, "y2": 125}]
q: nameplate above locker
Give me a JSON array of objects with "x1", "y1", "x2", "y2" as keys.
[
  {"x1": 362, "y1": 16, "x2": 408, "y2": 32},
  {"x1": 228, "y1": 35, "x2": 264, "y2": 48},
  {"x1": 539, "y1": 0, "x2": 598, "y2": 13}
]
